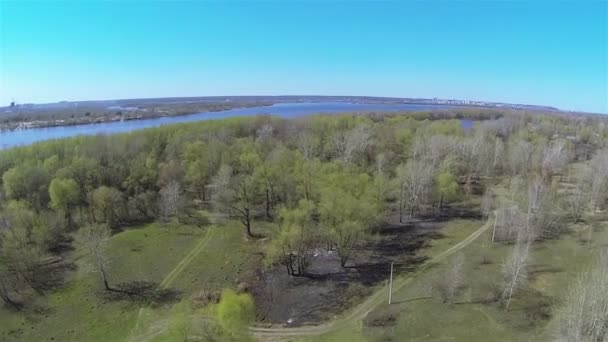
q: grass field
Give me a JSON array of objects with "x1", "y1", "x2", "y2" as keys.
[
  {"x1": 0, "y1": 221, "x2": 257, "y2": 342},
  {"x1": 317, "y1": 221, "x2": 608, "y2": 342}
]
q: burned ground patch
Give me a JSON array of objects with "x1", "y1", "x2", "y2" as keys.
[{"x1": 251, "y1": 218, "x2": 446, "y2": 326}]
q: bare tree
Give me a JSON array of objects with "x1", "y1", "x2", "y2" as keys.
[
  {"x1": 501, "y1": 231, "x2": 531, "y2": 310},
  {"x1": 492, "y1": 206, "x2": 525, "y2": 243},
  {"x1": 481, "y1": 188, "x2": 495, "y2": 221},
  {"x1": 492, "y1": 138, "x2": 505, "y2": 175},
  {"x1": 566, "y1": 178, "x2": 591, "y2": 223},
  {"x1": 554, "y1": 249, "x2": 608, "y2": 342},
  {"x1": 541, "y1": 140, "x2": 569, "y2": 181},
  {"x1": 395, "y1": 160, "x2": 433, "y2": 222},
  {"x1": 81, "y1": 223, "x2": 112, "y2": 290},
  {"x1": 298, "y1": 131, "x2": 317, "y2": 160},
  {"x1": 334, "y1": 125, "x2": 371, "y2": 165},
  {"x1": 588, "y1": 150, "x2": 608, "y2": 212},
  {"x1": 436, "y1": 253, "x2": 466, "y2": 304},
  {"x1": 159, "y1": 180, "x2": 181, "y2": 222},
  {"x1": 507, "y1": 139, "x2": 533, "y2": 178}
]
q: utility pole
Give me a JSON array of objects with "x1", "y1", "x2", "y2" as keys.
[{"x1": 388, "y1": 262, "x2": 394, "y2": 304}]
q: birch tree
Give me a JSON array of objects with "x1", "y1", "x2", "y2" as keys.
[
  {"x1": 81, "y1": 223, "x2": 112, "y2": 291},
  {"x1": 159, "y1": 180, "x2": 181, "y2": 222},
  {"x1": 554, "y1": 250, "x2": 608, "y2": 342},
  {"x1": 502, "y1": 231, "x2": 531, "y2": 309},
  {"x1": 395, "y1": 160, "x2": 433, "y2": 222}
]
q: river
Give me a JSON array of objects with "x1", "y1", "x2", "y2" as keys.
[{"x1": 0, "y1": 102, "x2": 468, "y2": 150}]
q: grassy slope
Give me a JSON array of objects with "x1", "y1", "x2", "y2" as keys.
[
  {"x1": 129, "y1": 221, "x2": 270, "y2": 342},
  {"x1": 0, "y1": 223, "x2": 205, "y2": 342}
]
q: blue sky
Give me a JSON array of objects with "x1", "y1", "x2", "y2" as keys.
[{"x1": 1, "y1": 1, "x2": 606, "y2": 113}]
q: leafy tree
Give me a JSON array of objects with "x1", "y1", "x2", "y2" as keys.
[
  {"x1": 436, "y1": 171, "x2": 458, "y2": 210},
  {"x1": 0, "y1": 203, "x2": 50, "y2": 294},
  {"x1": 267, "y1": 200, "x2": 316, "y2": 276},
  {"x1": 215, "y1": 289, "x2": 255, "y2": 339},
  {"x1": 211, "y1": 165, "x2": 259, "y2": 237},
  {"x1": 3, "y1": 165, "x2": 51, "y2": 211},
  {"x1": 319, "y1": 169, "x2": 380, "y2": 267},
  {"x1": 49, "y1": 177, "x2": 80, "y2": 228},
  {"x1": 89, "y1": 186, "x2": 126, "y2": 227}
]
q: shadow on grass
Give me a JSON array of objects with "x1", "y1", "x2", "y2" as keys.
[
  {"x1": 391, "y1": 296, "x2": 433, "y2": 305},
  {"x1": 102, "y1": 281, "x2": 181, "y2": 307}
]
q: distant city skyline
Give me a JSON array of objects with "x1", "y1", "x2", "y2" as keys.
[{"x1": 1, "y1": 1, "x2": 606, "y2": 113}]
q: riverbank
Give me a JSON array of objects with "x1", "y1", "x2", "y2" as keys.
[{"x1": 0, "y1": 101, "x2": 273, "y2": 131}]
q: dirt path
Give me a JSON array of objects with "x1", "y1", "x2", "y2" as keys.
[
  {"x1": 127, "y1": 227, "x2": 215, "y2": 342},
  {"x1": 249, "y1": 219, "x2": 491, "y2": 340}
]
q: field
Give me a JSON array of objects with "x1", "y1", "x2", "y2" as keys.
[{"x1": 0, "y1": 222, "x2": 254, "y2": 341}]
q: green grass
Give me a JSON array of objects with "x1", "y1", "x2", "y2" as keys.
[
  {"x1": 0, "y1": 222, "x2": 207, "y2": 342},
  {"x1": 359, "y1": 223, "x2": 608, "y2": 342},
  {"x1": 296, "y1": 219, "x2": 608, "y2": 342}
]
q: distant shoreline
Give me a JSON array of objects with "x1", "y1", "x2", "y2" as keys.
[{"x1": 0, "y1": 95, "x2": 562, "y2": 131}]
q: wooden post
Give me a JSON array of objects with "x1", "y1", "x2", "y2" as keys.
[{"x1": 388, "y1": 262, "x2": 394, "y2": 304}]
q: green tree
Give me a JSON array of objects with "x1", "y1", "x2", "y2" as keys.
[
  {"x1": 89, "y1": 186, "x2": 126, "y2": 227},
  {"x1": 3, "y1": 165, "x2": 51, "y2": 212},
  {"x1": 215, "y1": 289, "x2": 255, "y2": 340},
  {"x1": 319, "y1": 169, "x2": 380, "y2": 267},
  {"x1": 267, "y1": 200, "x2": 316, "y2": 276},
  {"x1": 0, "y1": 203, "x2": 50, "y2": 294},
  {"x1": 211, "y1": 164, "x2": 260, "y2": 238},
  {"x1": 49, "y1": 177, "x2": 80, "y2": 227},
  {"x1": 436, "y1": 171, "x2": 459, "y2": 210}
]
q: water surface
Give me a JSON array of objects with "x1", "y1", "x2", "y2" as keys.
[{"x1": 0, "y1": 102, "x2": 458, "y2": 149}]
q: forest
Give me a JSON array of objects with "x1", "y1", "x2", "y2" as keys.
[{"x1": 0, "y1": 108, "x2": 607, "y2": 341}]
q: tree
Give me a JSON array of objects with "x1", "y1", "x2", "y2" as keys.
[
  {"x1": 3, "y1": 165, "x2": 51, "y2": 212},
  {"x1": 501, "y1": 232, "x2": 531, "y2": 309},
  {"x1": 319, "y1": 170, "x2": 380, "y2": 267},
  {"x1": 253, "y1": 156, "x2": 278, "y2": 219},
  {"x1": 183, "y1": 141, "x2": 221, "y2": 201},
  {"x1": 588, "y1": 149, "x2": 608, "y2": 212},
  {"x1": 215, "y1": 289, "x2": 255, "y2": 340},
  {"x1": 89, "y1": 186, "x2": 126, "y2": 227},
  {"x1": 481, "y1": 188, "x2": 494, "y2": 221},
  {"x1": 566, "y1": 178, "x2": 591, "y2": 223},
  {"x1": 159, "y1": 180, "x2": 181, "y2": 222},
  {"x1": 80, "y1": 223, "x2": 112, "y2": 290},
  {"x1": 435, "y1": 253, "x2": 465, "y2": 304},
  {"x1": 49, "y1": 177, "x2": 80, "y2": 228},
  {"x1": 553, "y1": 250, "x2": 608, "y2": 342},
  {"x1": 211, "y1": 165, "x2": 258, "y2": 238},
  {"x1": 436, "y1": 171, "x2": 458, "y2": 211},
  {"x1": 0, "y1": 204, "x2": 50, "y2": 295},
  {"x1": 267, "y1": 200, "x2": 316, "y2": 276},
  {"x1": 541, "y1": 140, "x2": 569, "y2": 181},
  {"x1": 394, "y1": 160, "x2": 433, "y2": 222}
]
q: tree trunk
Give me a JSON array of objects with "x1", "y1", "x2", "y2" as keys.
[
  {"x1": 245, "y1": 210, "x2": 253, "y2": 238},
  {"x1": 439, "y1": 194, "x2": 444, "y2": 211},
  {"x1": 399, "y1": 191, "x2": 404, "y2": 223},
  {"x1": 265, "y1": 189, "x2": 272, "y2": 219}
]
